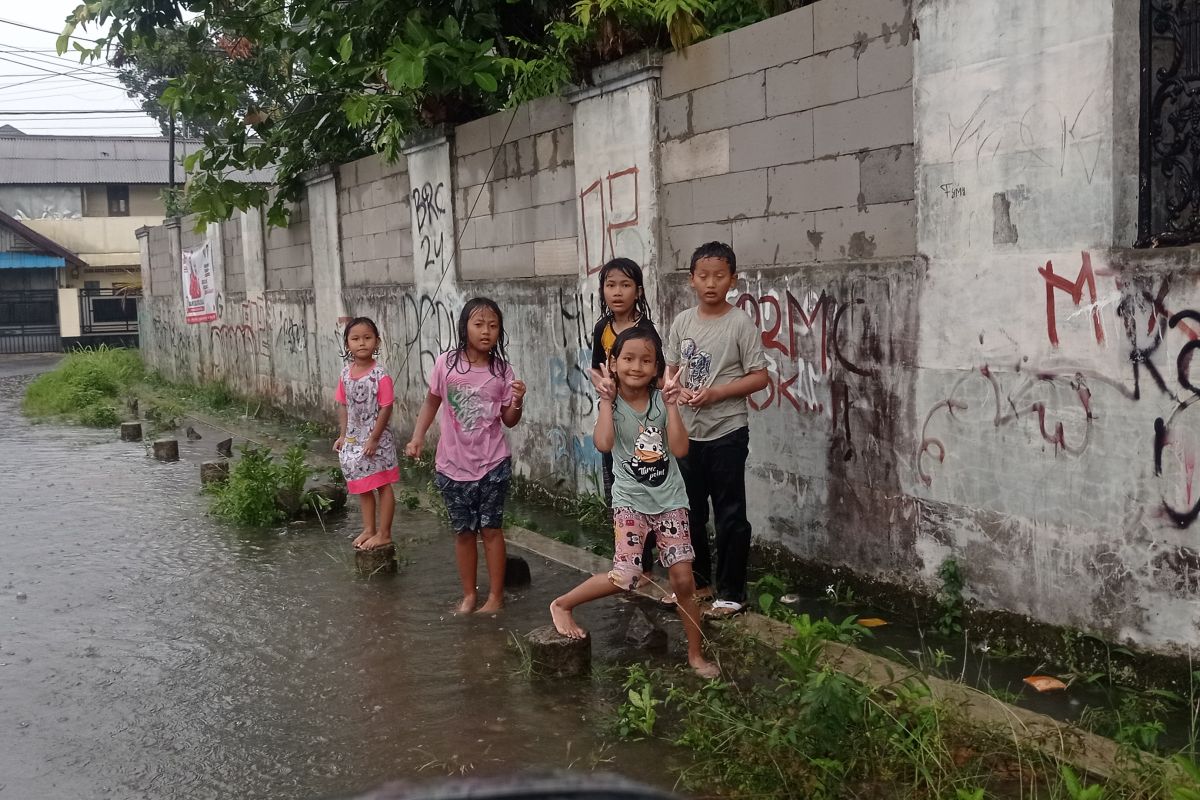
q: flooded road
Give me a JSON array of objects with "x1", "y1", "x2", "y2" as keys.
[{"x1": 0, "y1": 356, "x2": 681, "y2": 799}]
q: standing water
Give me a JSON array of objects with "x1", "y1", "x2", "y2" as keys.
[{"x1": 0, "y1": 356, "x2": 680, "y2": 799}]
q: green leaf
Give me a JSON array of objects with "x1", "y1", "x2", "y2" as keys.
[
  {"x1": 473, "y1": 71, "x2": 498, "y2": 92},
  {"x1": 55, "y1": 32, "x2": 72, "y2": 55},
  {"x1": 337, "y1": 33, "x2": 353, "y2": 62},
  {"x1": 442, "y1": 15, "x2": 460, "y2": 40}
]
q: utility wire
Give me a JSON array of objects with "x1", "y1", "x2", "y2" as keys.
[
  {"x1": 0, "y1": 45, "x2": 120, "y2": 70},
  {"x1": 0, "y1": 17, "x2": 100, "y2": 43},
  {"x1": 0, "y1": 109, "x2": 149, "y2": 114},
  {"x1": 0, "y1": 54, "x2": 124, "y2": 91}
]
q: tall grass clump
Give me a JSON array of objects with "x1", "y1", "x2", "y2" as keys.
[
  {"x1": 207, "y1": 443, "x2": 335, "y2": 526},
  {"x1": 23, "y1": 346, "x2": 143, "y2": 427}
]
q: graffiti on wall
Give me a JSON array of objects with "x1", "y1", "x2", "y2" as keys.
[
  {"x1": 413, "y1": 181, "x2": 450, "y2": 278},
  {"x1": 918, "y1": 251, "x2": 1200, "y2": 528},
  {"x1": 734, "y1": 288, "x2": 880, "y2": 417},
  {"x1": 579, "y1": 166, "x2": 641, "y2": 275}
]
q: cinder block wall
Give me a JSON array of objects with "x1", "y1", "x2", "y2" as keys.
[
  {"x1": 147, "y1": 226, "x2": 173, "y2": 296},
  {"x1": 222, "y1": 214, "x2": 246, "y2": 295},
  {"x1": 264, "y1": 199, "x2": 314, "y2": 291},
  {"x1": 658, "y1": 0, "x2": 915, "y2": 269},
  {"x1": 337, "y1": 154, "x2": 413, "y2": 287},
  {"x1": 453, "y1": 96, "x2": 577, "y2": 280}
]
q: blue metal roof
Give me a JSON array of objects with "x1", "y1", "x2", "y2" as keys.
[{"x1": 0, "y1": 252, "x2": 64, "y2": 269}]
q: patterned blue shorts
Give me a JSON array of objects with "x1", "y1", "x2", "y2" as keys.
[{"x1": 434, "y1": 458, "x2": 512, "y2": 533}]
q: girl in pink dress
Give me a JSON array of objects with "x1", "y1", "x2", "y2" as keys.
[{"x1": 334, "y1": 317, "x2": 400, "y2": 550}]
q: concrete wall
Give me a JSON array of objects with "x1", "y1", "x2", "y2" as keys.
[
  {"x1": 658, "y1": 0, "x2": 915, "y2": 270},
  {"x1": 134, "y1": 0, "x2": 1200, "y2": 655},
  {"x1": 454, "y1": 96, "x2": 577, "y2": 280},
  {"x1": 264, "y1": 199, "x2": 314, "y2": 291},
  {"x1": 337, "y1": 154, "x2": 413, "y2": 287},
  {"x1": 911, "y1": 0, "x2": 1200, "y2": 651},
  {"x1": 146, "y1": 225, "x2": 172, "y2": 297},
  {"x1": 222, "y1": 213, "x2": 246, "y2": 296},
  {"x1": 82, "y1": 184, "x2": 164, "y2": 218}
]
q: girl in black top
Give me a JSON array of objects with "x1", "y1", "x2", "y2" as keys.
[{"x1": 589, "y1": 258, "x2": 659, "y2": 584}]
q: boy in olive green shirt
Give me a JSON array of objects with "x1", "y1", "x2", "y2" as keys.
[{"x1": 666, "y1": 242, "x2": 768, "y2": 618}]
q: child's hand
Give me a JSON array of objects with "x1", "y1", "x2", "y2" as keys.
[
  {"x1": 334, "y1": 436, "x2": 345, "y2": 452},
  {"x1": 686, "y1": 386, "x2": 722, "y2": 408},
  {"x1": 404, "y1": 438, "x2": 423, "y2": 459},
  {"x1": 591, "y1": 364, "x2": 616, "y2": 403},
  {"x1": 511, "y1": 380, "x2": 526, "y2": 404},
  {"x1": 363, "y1": 436, "x2": 379, "y2": 458},
  {"x1": 662, "y1": 371, "x2": 683, "y2": 406}
]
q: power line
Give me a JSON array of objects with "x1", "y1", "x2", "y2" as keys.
[
  {"x1": 0, "y1": 55, "x2": 123, "y2": 91},
  {"x1": 0, "y1": 109, "x2": 148, "y2": 114},
  {"x1": 0, "y1": 18, "x2": 100, "y2": 43},
  {"x1": 0, "y1": 46, "x2": 120, "y2": 72}
]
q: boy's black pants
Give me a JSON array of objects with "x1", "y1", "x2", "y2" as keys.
[{"x1": 678, "y1": 426, "x2": 751, "y2": 604}]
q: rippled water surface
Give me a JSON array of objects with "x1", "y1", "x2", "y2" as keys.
[{"x1": 0, "y1": 355, "x2": 680, "y2": 800}]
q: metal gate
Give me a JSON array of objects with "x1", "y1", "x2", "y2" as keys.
[
  {"x1": 0, "y1": 289, "x2": 60, "y2": 354},
  {"x1": 79, "y1": 287, "x2": 139, "y2": 337}
]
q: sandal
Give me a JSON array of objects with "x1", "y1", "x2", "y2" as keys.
[
  {"x1": 660, "y1": 591, "x2": 714, "y2": 608},
  {"x1": 702, "y1": 600, "x2": 745, "y2": 620}
]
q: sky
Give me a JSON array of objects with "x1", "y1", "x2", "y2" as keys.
[{"x1": 0, "y1": 5, "x2": 164, "y2": 137}]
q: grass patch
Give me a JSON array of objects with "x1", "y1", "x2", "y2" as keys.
[
  {"x1": 593, "y1": 581, "x2": 1200, "y2": 799},
  {"x1": 23, "y1": 346, "x2": 143, "y2": 427}
]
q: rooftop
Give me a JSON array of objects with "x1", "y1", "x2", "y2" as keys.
[{"x1": 0, "y1": 131, "x2": 272, "y2": 185}]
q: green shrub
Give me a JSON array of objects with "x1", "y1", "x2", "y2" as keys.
[
  {"x1": 208, "y1": 446, "x2": 286, "y2": 526},
  {"x1": 23, "y1": 346, "x2": 143, "y2": 427}
]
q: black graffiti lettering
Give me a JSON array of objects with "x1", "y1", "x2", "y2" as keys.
[{"x1": 412, "y1": 181, "x2": 447, "y2": 233}]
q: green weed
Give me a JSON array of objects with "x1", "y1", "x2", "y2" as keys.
[
  {"x1": 23, "y1": 346, "x2": 143, "y2": 427},
  {"x1": 208, "y1": 446, "x2": 287, "y2": 526},
  {"x1": 207, "y1": 443, "x2": 326, "y2": 526},
  {"x1": 615, "y1": 664, "x2": 660, "y2": 739},
  {"x1": 935, "y1": 557, "x2": 965, "y2": 637}
]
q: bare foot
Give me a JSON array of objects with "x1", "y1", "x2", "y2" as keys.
[
  {"x1": 476, "y1": 596, "x2": 504, "y2": 614},
  {"x1": 549, "y1": 600, "x2": 587, "y2": 639},
  {"x1": 352, "y1": 529, "x2": 373, "y2": 549},
  {"x1": 455, "y1": 594, "x2": 477, "y2": 615},
  {"x1": 361, "y1": 532, "x2": 393, "y2": 550},
  {"x1": 689, "y1": 656, "x2": 719, "y2": 680}
]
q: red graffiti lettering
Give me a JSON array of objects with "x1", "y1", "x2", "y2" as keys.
[{"x1": 1039, "y1": 251, "x2": 1105, "y2": 347}]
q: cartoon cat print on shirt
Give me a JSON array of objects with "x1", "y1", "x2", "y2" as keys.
[{"x1": 625, "y1": 425, "x2": 668, "y2": 486}]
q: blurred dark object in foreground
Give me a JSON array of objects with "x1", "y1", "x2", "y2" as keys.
[{"x1": 335, "y1": 773, "x2": 683, "y2": 800}]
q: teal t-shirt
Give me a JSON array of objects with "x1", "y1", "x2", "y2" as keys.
[{"x1": 608, "y1": 393, "x2": 690, "y2": 515}]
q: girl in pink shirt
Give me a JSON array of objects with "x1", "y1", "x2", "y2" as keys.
[
  {"x1": 334, "y1": 317, "x2": 400, "y2": 551},
  {"x1": 405, "y1": 298, "x2": 527, "y2": 614}
]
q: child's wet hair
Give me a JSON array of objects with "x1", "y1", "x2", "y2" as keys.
[
  {"x1": 689, "y1": 241, "x2": 737, "y2": 274},
  {"x1": 598, "y1": 257, "x2": 654, "y2": 323},
  {"x1": 448, "y1": 297, "x2": 510, "y2": 379},
  {"x1": 610, "y1": 325, "x2": 666, "y2": 383},
  {"x1": 342, "y1": 316, "x2": 381, "y2": 359},
  {"x1": 609, "y1": 326, "x2": 666, "y2": 419}
]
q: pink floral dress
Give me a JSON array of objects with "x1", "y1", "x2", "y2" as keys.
[{"x1": 335, "y1": 361, "x2": 399, "y2": 494}]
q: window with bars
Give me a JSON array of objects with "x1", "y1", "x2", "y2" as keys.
[{"x1": 1139, "y1": 0, "x2": 1200, "y2": 246}]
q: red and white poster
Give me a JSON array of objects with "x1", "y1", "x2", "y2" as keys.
[{"x1": 182, "y1": 241, "x2": 217, "y2": 324}]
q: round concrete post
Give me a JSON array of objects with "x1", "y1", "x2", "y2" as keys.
[
  {"x1": 120, "y1": 422, "x2": 143, "y2": 442},
  {"x1": 355, "y1": 545, "x2": 397, "y2": 577},
  {"x1": 526, "y1": 625, "x2": 591, "y2": 678},
  {"x1": 153, "y1": 439, "x2": 179, "y2": 462},
  {"x1": 200, "y1": 461, "x2": 229, "y2": 485}
]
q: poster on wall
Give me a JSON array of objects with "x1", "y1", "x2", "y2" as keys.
[{"x1": 182, "y1": 241, "x2": 217, "y2": 324}]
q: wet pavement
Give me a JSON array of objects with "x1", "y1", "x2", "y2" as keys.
[{"x1": 0, "y1": 355, "x2": 685, "y2": 799}]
